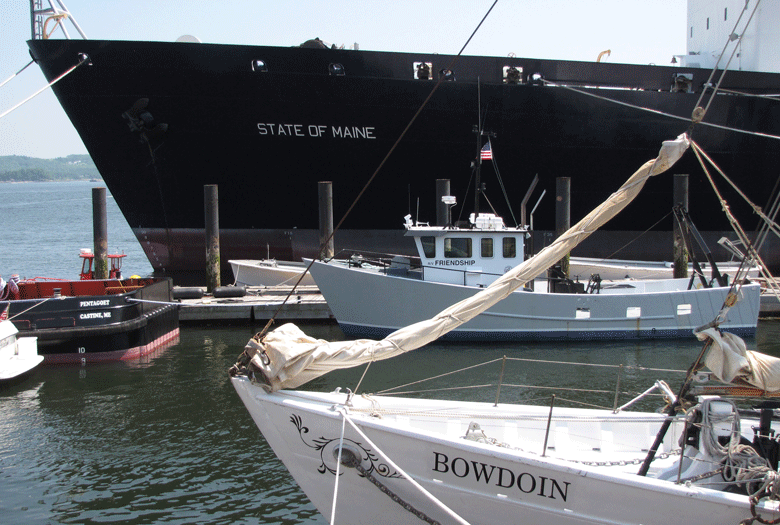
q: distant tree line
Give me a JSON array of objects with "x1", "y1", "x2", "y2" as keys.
[
  {"x1": 0, "y1": 168, "x2": 51, "y2": 181},
  {"x1": 0, "y1": 154, "x2": 101, "y2": 182}
]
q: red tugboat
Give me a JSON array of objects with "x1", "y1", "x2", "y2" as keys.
[
  {"x1": 0, "y1": 251, "x2": 179, "y2": 364},
  {"x1": 78, "y1": 248, "x2": 126, "y2": 280}
]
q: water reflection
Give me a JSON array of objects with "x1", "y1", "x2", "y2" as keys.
[{"x1": 0, "y1": 320, "x2": 778, "y2": 524}]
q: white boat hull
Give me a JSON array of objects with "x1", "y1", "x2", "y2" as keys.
[
  {"x1": 568, "y1": 256, "x2": 760, "y2": 281},
  {"x1": 229, "y1": 259, "x2": 315, "y2": 287},
  {"x1": 307, "y1": 260, "x2": 761, "y2": 341},
  {"x1": 232, "y1": 378, "x2": 780, "y2": 525},
  {"x1": 0, "y1": 320, "x2": 42, "y2": 382}
]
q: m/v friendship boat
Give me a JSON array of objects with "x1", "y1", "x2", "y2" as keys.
[{"x1": 27, "y1": 0, "x2": 780, "y2": 283}]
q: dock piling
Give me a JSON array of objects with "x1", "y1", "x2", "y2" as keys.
[
  {"x1": 92, "y1": 187, "x2": 108, "y2": 280},
  {"x1": 204, "y1": 184, "x2": 220, "y2": 292},
  {"x1": 318, "y1": 181, "x2": 334, "y2": 260}
]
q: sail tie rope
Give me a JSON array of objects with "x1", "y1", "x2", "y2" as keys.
[
  {"x1": 338, "y1": 410, "x2": 471, "y2": 525},
  {"x1": 0, "y1": 53, "x2": 90, "y2": 120}
]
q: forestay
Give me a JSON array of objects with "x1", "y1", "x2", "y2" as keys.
[{"x1": 237, "y1": 134, "x2": 691, "y2": 392}]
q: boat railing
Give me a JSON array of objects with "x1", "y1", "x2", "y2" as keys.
[
  {"x1": 374, "y1": 354, "x2": 693, "y2": 415},
  {"x1": 331, "y1": 250, "x2": 422, "y2": 272},
  {"x1": 418, "y1": 261, "x2": 599, "y2": 292}
]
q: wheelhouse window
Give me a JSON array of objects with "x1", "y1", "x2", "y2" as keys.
[
  {"x1": 445, "y1": 238, "x2": 472, "y2": 258},
  {"x1": 481, "y1": 238, "x2": 493, "y2": 258},
  {"x1": 503, "y1": 238, "x2": 516, "y2": 258},
  {"x1": 420, "y1": 236, "x2": 435, "y2": 258}
]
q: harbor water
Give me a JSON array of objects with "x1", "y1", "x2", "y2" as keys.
[{"x1": 2, "y1": 181, "x2": 780, "y2": 524}]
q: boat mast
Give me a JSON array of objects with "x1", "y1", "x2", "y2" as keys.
[
  {"x1": 473, "y1": 80, "x2": 495, "y2": 221},
  {"x1": 474, "y1": 82, "x2": 482, "y2": 217},
  {"x1": 30, "y1": 0, "x2": 87, "y2": 40}
]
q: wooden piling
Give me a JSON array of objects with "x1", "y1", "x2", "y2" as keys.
[
  {"x1": 204, "y1": 184, "x2": 220, "y2": 292},
  {"x1": 92, "y1": 187, "x2": 108, "y2": 280},
  {"x1": 318, "y1": 181, "x2": 334, "y2": 259}
]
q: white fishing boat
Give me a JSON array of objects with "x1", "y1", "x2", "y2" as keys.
[
  {"x1": 0, "y1": 317, "x2": 42, "y2": 384},
  {"x1": 230, "y1": 131, "x2": 780, "y2": 524},
  {"x1": 231, "y1": 255, "x2": 758, "y2": 287},
  {"x1": 305, "y1": 209, "x2": 760, "y2": 342},
  {"x1": 567, "y1": 254, "x2": 760, "y2": 281},
  {"x1": 229, "y1": 259, "x2": 316, "y2": 287}
]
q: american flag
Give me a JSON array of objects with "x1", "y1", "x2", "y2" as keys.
[
  {"x1": 480, "y1": 140, "x2": 492, "y2": 160},
  {"x1": 0, "y1": 304, "x2": 8, "y2": 321}
]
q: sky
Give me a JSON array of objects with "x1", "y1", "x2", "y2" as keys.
[{"x1": 0, "y1": 0, "x2": 687, "y2": 159}]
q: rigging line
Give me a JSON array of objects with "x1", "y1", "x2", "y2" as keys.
[
  {"x1": 252, "y1": 0, "x2": 501, "y2": 340},
  {"x1": 716, "y1": 87, "x2": 780, "y2": 102},
  {"x1": 0, "y1": 54, "x2": 88, "y2": 120},
  {"x1": 700, "y1": 0, "x2": 763, "y2": 120},
  {"x1": 481, "y1": 191, "x2": 500, "y2": 217},
  {"x1": 752, "y1": 156, "x2": 780, "y2": 255},
  {"x1": 503, "y1": 356, "x2": 686, "y2": 374},
  {"x1": 539, "y1": 79, "x2": 780, "y2": 142},
  {"x1": 690, "y1": 140, "x2": 780, "y2": 240},
  {"x1": 688, "y1": 147, "x2": 780, "y2": 302},
  {"x1": 689, "y1": 142, "x2": 774, "y2": 288},
  {"x1": 0, "y1": 60, "x2": 34, "y2": 89},
  {"x1": 490, "y1": 156, "x2": 519, "y2": 227},
  {"x1": 4, "y1": 296, "x2": 53, "y2": 320},
  {"x1": 378, "y1": 357, "x2": 505, "y2": 394},
  {"x1": 454, "y1": 165, "x2": 477, "y2": 225},
  {"x1": 693, "y1": 0, "x2": 758, "y2": 112},
  {"x1": 589, "y1": 211, "x2": 672, "y2": 263}
]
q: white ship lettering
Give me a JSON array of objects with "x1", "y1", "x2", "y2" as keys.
[
  {"x1": 80, "y1": 312, "x2": 112, "y2": 320},
  {"x1": 80, "y1": 299, "x2": 110, "y2": 307},
  {"x1": 256, "y1": 123, "x2": 376, "y2": 139}
]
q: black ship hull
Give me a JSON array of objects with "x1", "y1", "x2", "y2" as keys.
[{"x1": 28, "y1": 39, "x2": 780, "y2": 283}]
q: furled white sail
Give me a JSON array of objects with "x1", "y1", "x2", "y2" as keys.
[
  {"x1": 240, "y1": 134, "x2": 691, "y2": 391},
  {"x1": 700, "y1": 328, "x2": 780, "y2": 391}
]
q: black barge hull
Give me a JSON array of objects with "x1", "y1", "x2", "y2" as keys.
[{"x1": 7, "y1": 279, "x2": 179, "y2": 364}]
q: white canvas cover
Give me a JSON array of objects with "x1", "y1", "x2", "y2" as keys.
[
  {"x1": 243, "y1": 134, "x2": 691, "y2": 391},
  {"x1": 700, "y1": 328, "x2": 780, "y2": 392}
]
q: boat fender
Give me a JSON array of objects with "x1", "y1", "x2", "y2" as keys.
[
  {"x1": 213, "y1": 285, "x2": 247, "y2": 298},
  {"x1": 172, "y1": 287, "x2": 205, "y2": 300}
]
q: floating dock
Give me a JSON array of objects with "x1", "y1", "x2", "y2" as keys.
[
  {"x1": 178, "y1": 285, "x2": 332, "y2": 323},
  {"x1": 178, "y1": 280, "x2": 780, "y2": 323}
]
